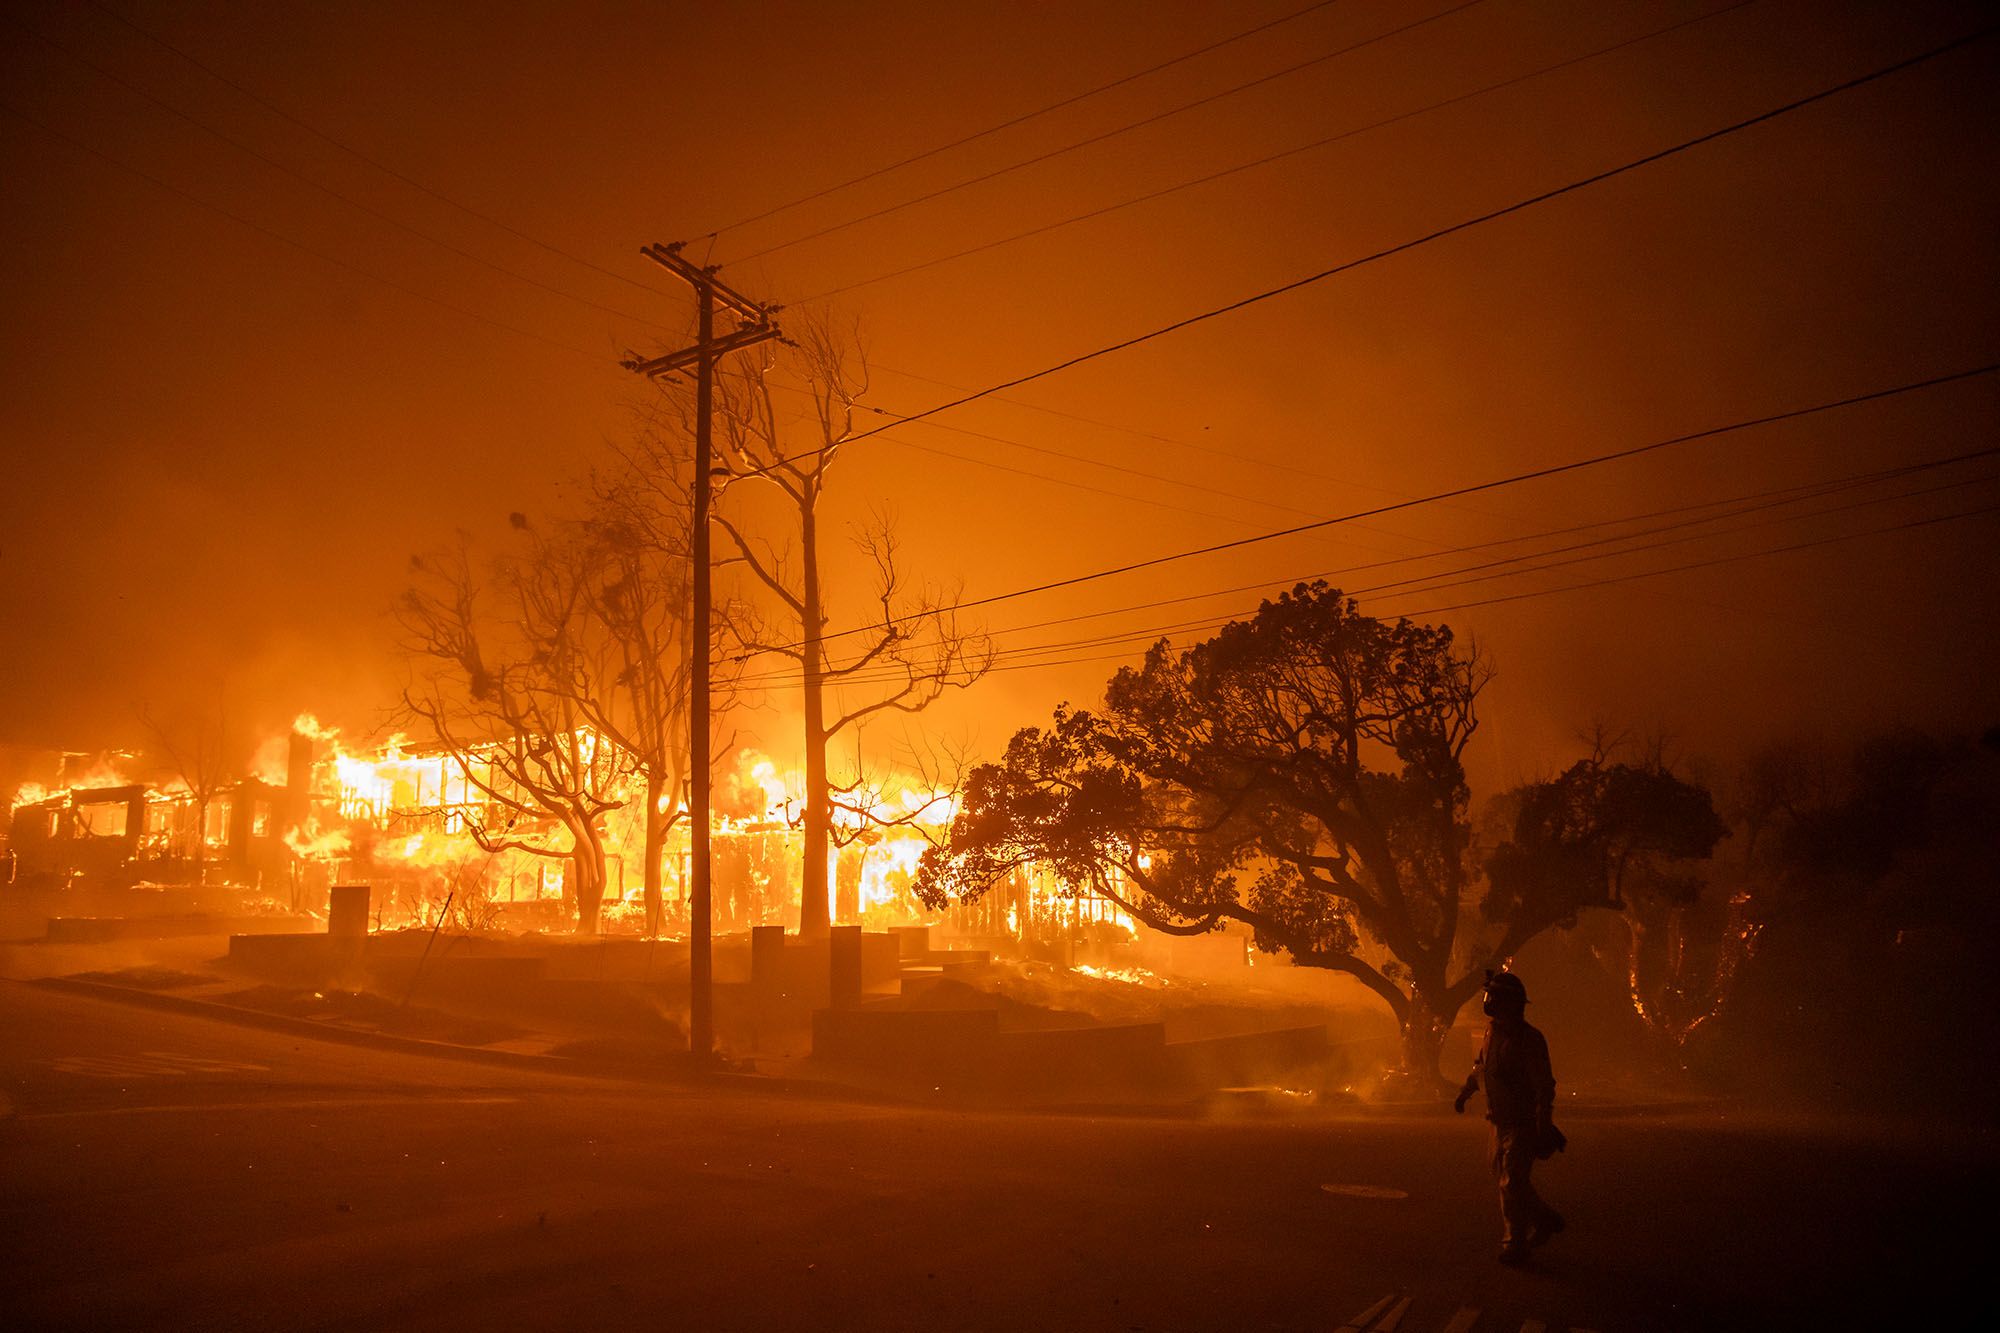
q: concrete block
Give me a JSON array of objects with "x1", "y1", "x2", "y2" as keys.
[
  {"x1": 226, "y1": 932, "x2": 336, "y2": 979},
  {"x1": 328, "y1": 884, "x2": 370, "y2": 938},
  {"x1": 829, "y1": 925, "x2": 863, "y2": 1009},
  {"x1": 751, "y1": 925, "x2": 785, "y2": 990},
  {"x1": 860, "y1": 932, "x2": 901, "y2": 990}
]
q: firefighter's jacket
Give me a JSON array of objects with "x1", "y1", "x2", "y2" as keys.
[{"x1": 1472, "y1": 1017, "x2": 1556, "y2": 1127}]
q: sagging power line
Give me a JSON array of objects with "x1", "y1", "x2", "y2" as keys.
[
  {"x1": 745, "y1": 358, "x2": 2000, "y2": 661},
  {"x1": 753, "y1": 494, "x2": 2000, "y2": 691},
  {"x1": 802, "y1": 0, "x2": 1754, "y2": 302},
  {"x1": 708, "y1": 26, "x2": 1996, "y2": 497},
  {"x1": 723, "y1": 0, "x2": 1486, "y2": 265},
  {"x1": 691, "y1": 0, "x2": 1348, "y2": 241}
]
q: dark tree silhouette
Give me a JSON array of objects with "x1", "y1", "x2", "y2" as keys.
[
  {"x1": 1485, "y1": 754, "x2": 1730, "y2": 1047},
  {"x1": 915, "y1": 582, "x2": 1583, "y2": 1083},
  {"x1": 1697, "y1": 728, "x2": 2000, "y2": 1111},
  {"x1": 138, "y1": 692, "x2": 231, "y2": 886}
]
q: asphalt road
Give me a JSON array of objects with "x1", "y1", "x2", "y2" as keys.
[{"x1": 0, "y1": 980, "x2": 1989, "y2": 1332}]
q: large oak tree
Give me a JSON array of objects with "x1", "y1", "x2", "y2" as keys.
[{"x1": 918, "y1": 582, "x2": 1620, "y2": 1081}]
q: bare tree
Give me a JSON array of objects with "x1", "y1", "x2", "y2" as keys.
[
  {"x1": 701, "y1": 314, "x2": 991, "y2": 936},
  {"x1": 572, "y1": 418, "x2": 719, "y2": 937},
  {"x1": 139, "y1": 693, "x2": 230, "y2": 886},
  {"x1": 830, "y1": 728, "x2": 975, "y2": 848},
  {"x1": 400, "y1": 537, "x2": 636, "y2": 934}
]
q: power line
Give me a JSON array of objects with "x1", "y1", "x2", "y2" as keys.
[
  {"x1": 1361, "y1": 470, "x2": 2000, "y2": 604},
  {"x1": 0, "y1": 97, "x2": 607, "y2": 363},
  {"x1": 945, "y1": 471, "x2": 2000, "y2": 672},
  {"x1": 822, "y1": 3, "x2": 1753, "y2": 535},
  {"x1": 84, "y1": 0, "x2": 677, "y2": 300},
  {"x1": 947, "y1": 447, "x2": 2000, "y2": 648},
  {"x1": 732, "y1": 455, "x2": 2000, "y2": 684},
  {"x1": 978, "y1": 475, "x2": 2000, "y2": 667},
  {"x1": 1398, "y1": 500, "x2": 2000, "y2": 619},
  {"x1": 732, "y1": 372, "x2": 1322, "y2": 532},
  {"x1": 848, "y1": 400, "x2": 1454, "y2": 554},
  {"x1": 802, "y1": 0, "x2": 1753, "y2": 302},
  {"x1": 775, "y1": 360, "x2": 2000, "y2": 656},
  {"x1": 694, "y1": 0, "x2": 1347, "y2": 240},
  {"x1": 868, "y1": 360, "x2": 1551, "y2": 538},
  {"x1": 724, "y1": 0, "x2": 1486, "y2": 264},
  {"x1": 711, "y1": 25, "x2": 1995, "y2": 491},
  {"x1": 7, "y1": 11, "x2": 677, "y2": 333},
  {"x1": 1009, "y1": 496, "x2": 2000, "y2": 676},
  {"x1": 736, "y1": 400, "x2": 2000, "y2": 682},
  {"x1": 740, "y1": 373, "x2": 1580, "y2": 600},
  {"x1": 990, "y1": 469, "x2": 2000, "y2": 667},
  {"x1": 747, "y1": 492, "x2": 2000, "y2": 689},
  {"x1": 824, "y1": 27, "x2": 1993, "y2": 459},
  {"x1": 726, "y1": 365, "x2": 1434, "y2": 549}
]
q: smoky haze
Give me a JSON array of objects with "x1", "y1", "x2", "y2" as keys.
[
  {"x1": 5, "y1": 8, "x2": 2000, "y2": 1327},
  {"x1": 0, "y1": 0, "x2": 1994, "y2": 785}
]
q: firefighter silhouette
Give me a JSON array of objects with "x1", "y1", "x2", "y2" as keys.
[{"x1": 1455, "y1": 969, "x2": 1567, "y2": 1264}]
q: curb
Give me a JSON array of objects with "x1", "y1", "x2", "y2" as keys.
[{"x1": 23, "y1": 977, "x2": 861, "y2": 1102}]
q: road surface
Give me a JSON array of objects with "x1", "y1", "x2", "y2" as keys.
[{"x1": 0, "y1": 980, "x2": 1987, "y2": 1331}]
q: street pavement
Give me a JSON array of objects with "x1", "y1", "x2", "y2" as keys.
[{"x1": 0, "y1": 980, "x2": 1989, "y2": 1331}]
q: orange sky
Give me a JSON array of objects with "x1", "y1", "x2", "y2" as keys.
[{"x1": 1, "y1": 0, "x2": 1995, "y2": 792}]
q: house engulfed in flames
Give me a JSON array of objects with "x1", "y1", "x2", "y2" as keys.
[{"x1": 4, "y1": 715, "x2": 1133, "y2": 947}]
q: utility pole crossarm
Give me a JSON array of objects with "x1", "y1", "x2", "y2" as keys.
[
  {"x1": 623, "y1": 321, "x2": 781, "y2": 379},
  {"x1": 639, "y1": 242, "x2": 778, "y2": 322}
]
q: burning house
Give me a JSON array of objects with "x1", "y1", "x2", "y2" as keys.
[
  {"x1": 5, "y1": 715, "x2": 1138, "y2": 952},
  {"x1": 6, "y1": 753, "x2": 293, "y2": 894}
]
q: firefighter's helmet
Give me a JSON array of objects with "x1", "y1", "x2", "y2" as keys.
[{"x1": 1484, "y1": 970, "x2": 1529, "y2": 1009}]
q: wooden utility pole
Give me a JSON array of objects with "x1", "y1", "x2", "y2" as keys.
[{"x1": 622, "y1": 241, "x2": 780, "y2": 1060}]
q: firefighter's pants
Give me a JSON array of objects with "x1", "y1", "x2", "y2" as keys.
[{"x1": 1490, "y1": 1122, "x2": 1554, "y2": 1248}]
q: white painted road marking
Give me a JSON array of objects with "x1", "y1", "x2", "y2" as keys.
[
  {"x1": 1338, "y1": 1294, "x2": 1397, "y2": 1331},
  {"x1": 1336, "y1": 1296, "x2": 1603, "y2": 1332},
  {"x1": 1321, "y1": 1183, "x2": 1411, "y2": 1199},
  {"x1": 48, "y1": 1051, "x2": 271, "y2": 1079}
]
